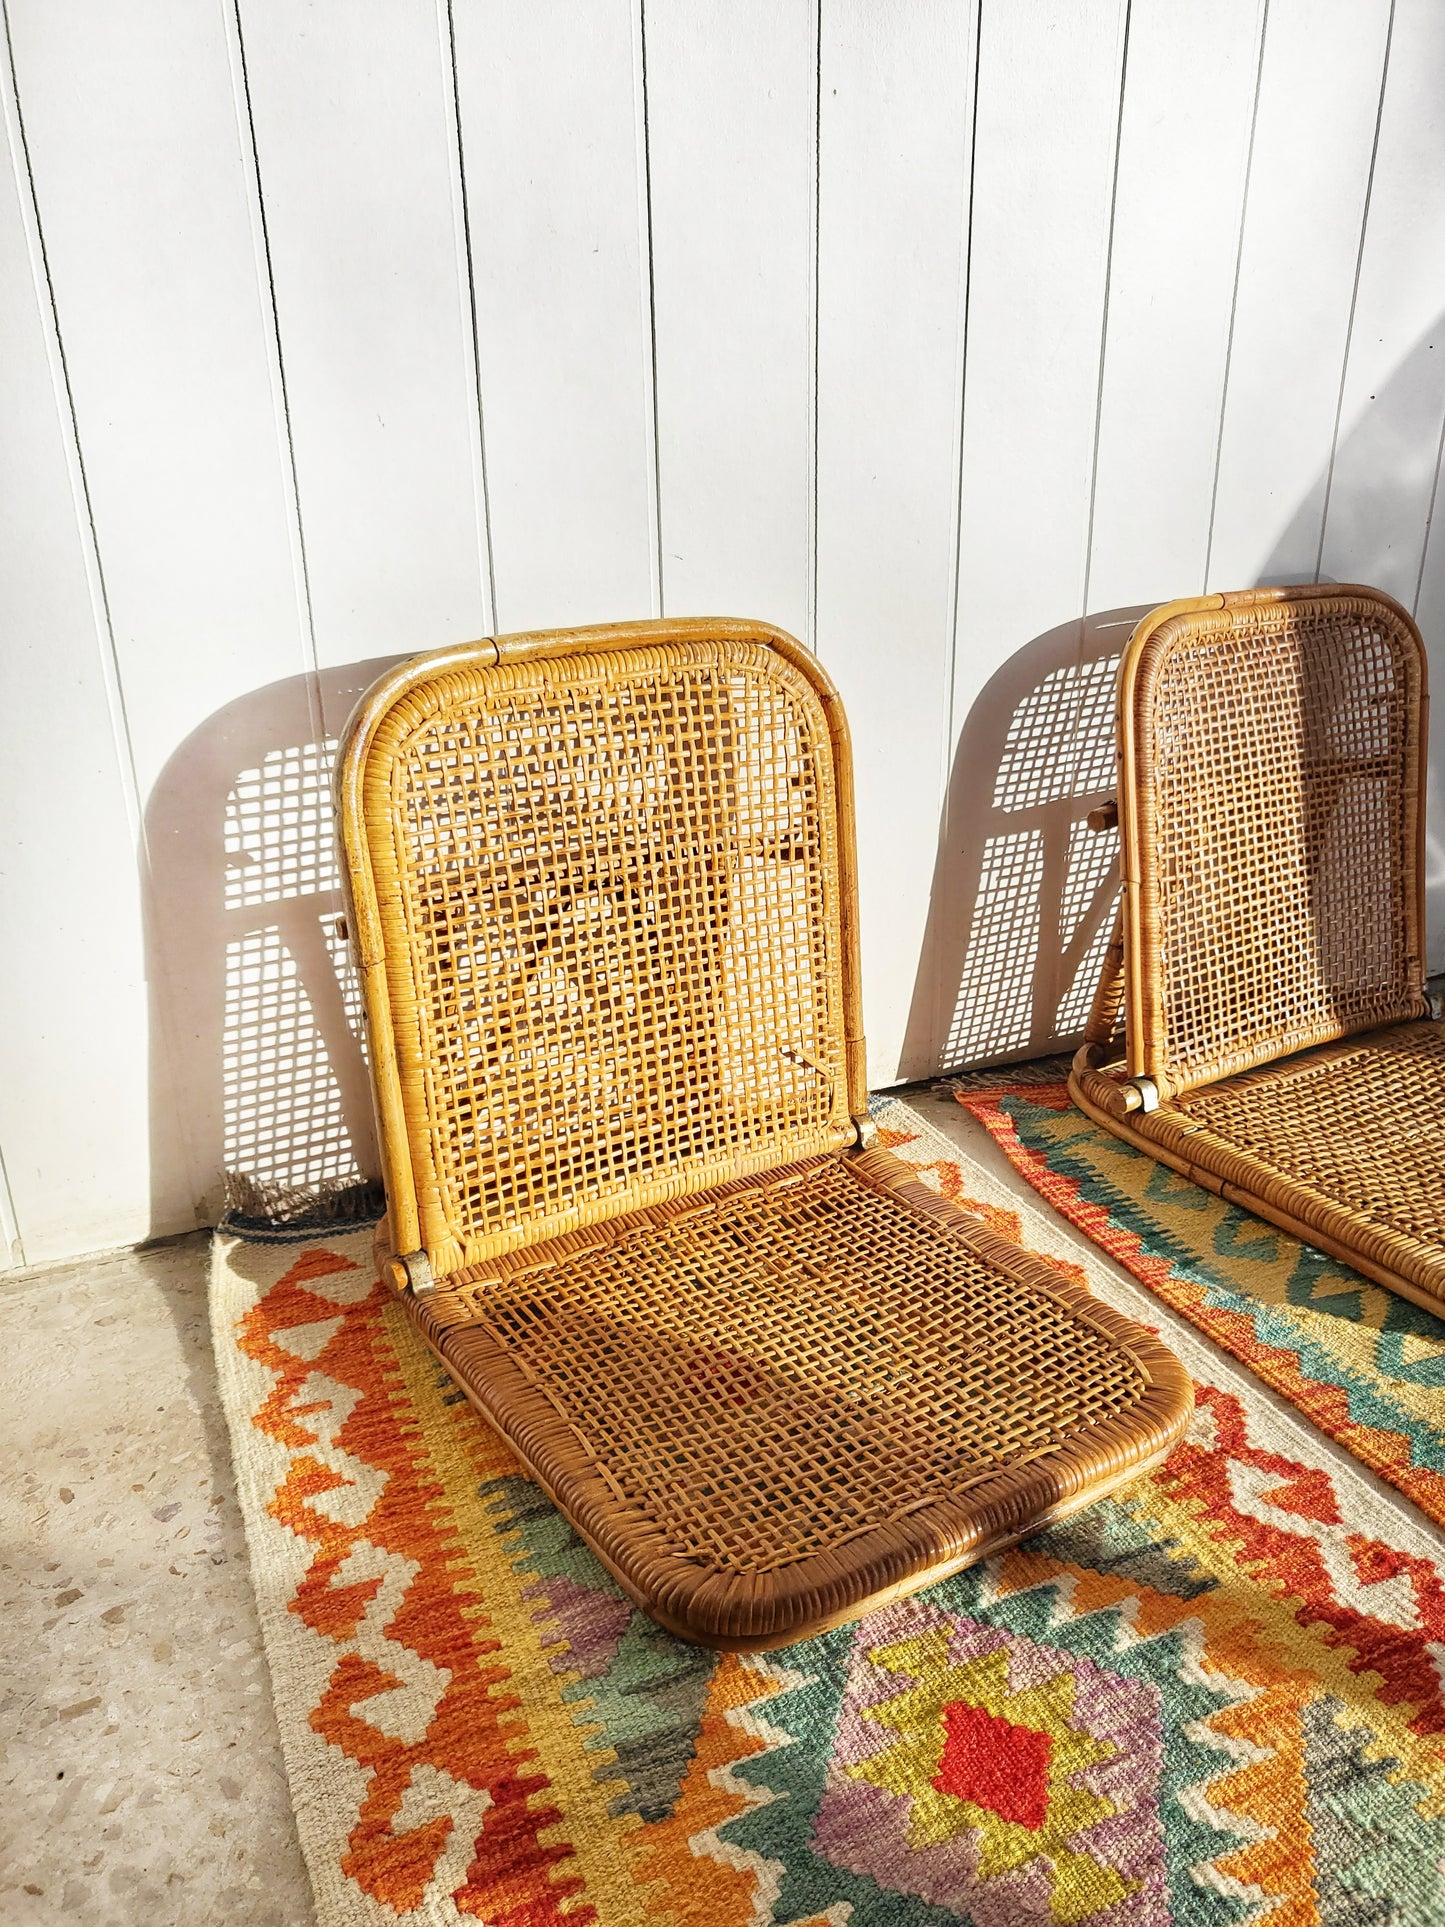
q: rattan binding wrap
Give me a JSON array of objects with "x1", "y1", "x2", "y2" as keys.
[
  {"x1": 1072, "y1": 584, "x2": 1445, "y2": 1317},
  {"x1": 340, "y1": 619, "x2": 1191, "y2": 1647}
]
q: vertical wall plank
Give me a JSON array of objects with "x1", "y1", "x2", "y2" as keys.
[
  {"x1": 0, "y1": 72, "x2": 165, "y2": 1260},
  {"x1": 952, "y1": 0, "x2": 1128, "y2": 696},
  {"x1": 1208, "y1": 0, "x2": 1393, "y2": 591},
  {"x1": 645, "y1": 0, "x2": 814, "y2": 640},
  {"x1": 1333, "y1": 0, "x2": 1445, "y2": 963},
  {"x1": 916, "y1": 0, "x2": 1128, "y2": 1076},
  {"x1": 8, "y1": 2, "x2": 326, "y2": 1230},
  {"x1": 237, "y1": 0, "x2": 490, "y2": 675},
  {"x1": 451, "y1": 0, "x2": 657, "y2": 631},
  {"x1": 1319, "y1": 0, "x2": 1445, "y2": 971},
  {"x1": 1414, "y1": 475, "x2": 1445, "y2": 972},
  {"x1": 816, "y1": 0, "x2": 975, "y2": 1083},
  {"x1": 1318, "y1": 0, "x2": 1445, "y2": 607},
  {"x1": 1087, "y1": 0, "x2": 1265, "y2": 610},
  {"x1": 6, "y1": 1, "x2": 311, "y2": 803}
]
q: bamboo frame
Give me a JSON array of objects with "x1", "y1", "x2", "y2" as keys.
[{"x1": 339, "y1": 619, "x2": 1191, "y2": 1646}]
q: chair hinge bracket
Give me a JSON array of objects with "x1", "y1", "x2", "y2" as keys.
[
  {"x1": 386, "y1": 1249, "x2": 436, "y2": 1295},
  {"x1": 852, "y1": 1112, "x2": 879, "y2": 1151},
  {"x1": 1128, "y1": 1076, "x2": 1161, "y2": 1115}
]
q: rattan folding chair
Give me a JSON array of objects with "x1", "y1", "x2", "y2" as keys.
[
  {"x1": 337, "y1": 619, "x2": 1190, "y2": 1648},
  {"x1": 1072, "y1": 584, "x2": 1445, "y2": 1318}
]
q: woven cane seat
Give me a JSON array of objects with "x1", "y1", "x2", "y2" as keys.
[
  {"x1": 1072, "y1": 585, "x2": 1445, "y2": 1316},
  {"x1": 339, "y1": 619, "x2": 1190, "y2": 1647}
]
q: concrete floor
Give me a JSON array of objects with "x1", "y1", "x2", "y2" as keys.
[{"x1": 0, "y1": 1233, "x2": 313, "y2": 1926}]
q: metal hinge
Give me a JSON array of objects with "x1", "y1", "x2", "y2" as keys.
[
  {"x1": 1130, "y1": 1076, "x2": 1160, "y2": 1114},
  {"x1": 386, "y1": 1249, "x2": 436, "y2": 1295},
  {"x1": 852, "y1": 1112, "x2": 879, "y2": 1150}
]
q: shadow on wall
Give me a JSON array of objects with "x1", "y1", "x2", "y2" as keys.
[
  {"x1": 898, "y1": 608, "x2": 1146, "y2": 1082},
  {"x1": 902, "y1": 311, "x2": 1445, "y2": 1081},
  {"x1": 146, "y1": 657, "x2": 404, "y2": 1229},
  {"x1": 152, "y1": 630, "x2": 1134, "y2": 1228}
]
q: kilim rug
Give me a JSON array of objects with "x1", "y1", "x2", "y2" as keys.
[
  {"x1": 213, "y1": 1098, "x2": 1445, "y2": 1927},
  {"x1": 956, "y1": 1082, "x2": 1445, "y2": 1534}
]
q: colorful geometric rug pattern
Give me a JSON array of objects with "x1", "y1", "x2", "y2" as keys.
[
  {"x1": 212, "y1": 1102, "x2": 1445, "y2": 1926},
  {"x1": 956, "y1": 1083, "x2": 1445, "y2": 1532}
]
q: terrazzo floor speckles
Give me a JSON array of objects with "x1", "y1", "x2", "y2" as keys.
[{"x1": 0, "y1": 1233, "x2": 312, "y2": 1926}]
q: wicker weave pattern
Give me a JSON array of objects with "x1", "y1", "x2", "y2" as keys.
[
  {"x1": 362, "y1": 639, "x2": 850, "y2": 1269},
  {"x1": 1124, "y1": 591, "x2": 1426, "y2": 1096},
  {"x1": 425, "y1": 1153, "x2": 1148, "y2": 1575},
  {"x1": 1177, "y1": 1021, "x2": 1445, "y2": 1248}
]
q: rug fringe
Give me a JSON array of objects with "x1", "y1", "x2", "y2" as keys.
[{"x1": 219, "y1": 1171, "x2": 386, "y2": 1242}]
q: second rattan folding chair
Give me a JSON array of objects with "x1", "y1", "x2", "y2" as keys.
[
  {"x1": 337, "y1": 618, "x2": 1190, "y2": 1649},
  {"x1": 1072, "y1": 584, "x2": 1445, "y2": 1318}
]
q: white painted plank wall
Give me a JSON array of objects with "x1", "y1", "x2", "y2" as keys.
[
  {"x1": 1207, "y1": 0, "x2": 1394, "y2": 590},
  {"x1": 816, "y1": 0, "x2": 975, "y2": 1086},
  {"x1": 0, "y1": 49, "x2": 157, "y2": 1261},
  {"x1": 932, "y1": 0, "x2": 1128, "y2": 1074},
  {"x1": 954, "y1": 0, "x2": 1128, "y2": 693},
  {"x1": 647, "y1": 0, "x2": 815, "y2": 642},
  {"x1": 4, "y1": 0, "x2": 1445, "y2": 1262},
  {"x1": 239, "y1": 0, "x2": 492, "y2": 671},
  {"x1": 1087, "y1": 0, "x2": 1265, "y2": 612},
  {"x1": 1350, "y1": 0, "x2": 1445, "y2": 973},
  {"x1": 452, "y1": 0, "x2": 658, "y2": 631},
  {"x1": 1318, "y1": 0, "x2": 1445, "y2": 608},
  {"x1": 4, "y1": 0, "x2": 313, "y2": 1252},
  {"x1": 6, "y1": 1, "x2": 311, "y2": 805}
]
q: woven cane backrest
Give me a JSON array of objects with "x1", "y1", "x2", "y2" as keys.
[
  {"x1": 1119, "y1": 586, "x2": 1428, "y2": 1098},
  {"x1": 338, "y1": 622, "x2": 862, "y2": 1276}
]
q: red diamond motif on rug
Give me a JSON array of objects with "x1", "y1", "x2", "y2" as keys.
[{"x1": 933, "y1": 1699, "x2": 1052, "y2": 1830}]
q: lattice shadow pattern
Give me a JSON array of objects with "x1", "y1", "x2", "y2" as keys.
[
  {"x1": 903, "y1": 614, "x2": 1143, "y2": 1081},
  {"x1": 219, "y1": 739, "x2": 375, "y2": 1226}
]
